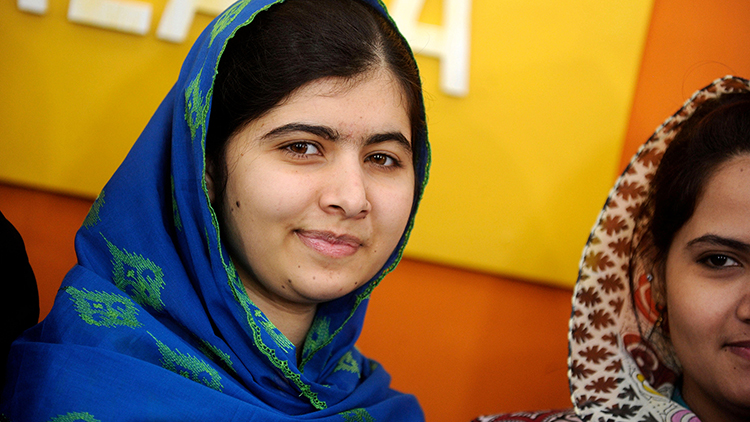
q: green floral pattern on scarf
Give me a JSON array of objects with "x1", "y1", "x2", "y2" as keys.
[
  {"x1": 104, "y1": 236, "x2": 166, "y2": 312},
  {"x1": 66, "y1": 286, "x2": 141, "y2": 328},
  {"x1": 152, "y1": 334, "x2": 224, "y2": 392}
]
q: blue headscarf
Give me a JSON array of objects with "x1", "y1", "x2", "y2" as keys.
[{"x1": 0, "y1": 0, "x2": 429, "y2": 420}]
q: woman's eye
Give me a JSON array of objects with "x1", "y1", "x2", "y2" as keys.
[
  {"x1": 700, "y1": 254, "x2": 740, "y2": 268},
  {"x1": 367, "y1": 153, "x2": 397, "y2": 167},
  {"x1": 285, "y1": 142, "x2": 319, "y2": 156}
]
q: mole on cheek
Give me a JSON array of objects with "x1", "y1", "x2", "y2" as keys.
[{"x1": 236, "y1": 201, "x2": 241, "y2": 208}]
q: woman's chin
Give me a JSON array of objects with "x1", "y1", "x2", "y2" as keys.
[{"x1": 291, "y1": 278, "x2": 366, "y2": 303}]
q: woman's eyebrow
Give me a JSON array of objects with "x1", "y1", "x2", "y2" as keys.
[
  {"x1": 263, "y1": 123, "x2": 339, "y2": 141},
  {"x1": 687, "y1": 234, "x2": 750, "y2": 253},
  {"x1": 366, "y1": 132, "x2": 412, "y2": 156}
]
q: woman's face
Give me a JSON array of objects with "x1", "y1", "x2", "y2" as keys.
[
  {"x1": 209, "y1": 69, "x2": 415, "y2": 310},
  {"x1": 665, "y1": 154, "x2": 750, "y2": 421}
]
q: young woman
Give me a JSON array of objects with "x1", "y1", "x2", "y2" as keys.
[
  {"x1": 569, "y1": 76, "x2": 750, "y2": 422},
  {"x1": 0, "y1": 0, "x2": 429, "y2": 420}
]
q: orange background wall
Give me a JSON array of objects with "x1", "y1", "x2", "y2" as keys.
[
  {"x1": 619, "y1": 0, "x2": 750, "y2": 173},
  {"x1": 3, "y1": 1, "x2": 750, "y2": 422}
]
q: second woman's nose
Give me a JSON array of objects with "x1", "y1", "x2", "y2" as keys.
[{"x1": 736, "y1": 287, "x2": 750, "y2": 323}]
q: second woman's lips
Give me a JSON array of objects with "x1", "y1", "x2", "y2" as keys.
[
  {"x1": 726, "y1": 340, "x2": 750, "y2": 361},
  {"x1": 296, "y1": 230, "x2": 362, "y2": 258}
]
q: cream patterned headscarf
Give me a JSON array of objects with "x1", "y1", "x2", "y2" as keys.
[{"x1": 568, "y1": 75, "x2": 750, "y2": 422}]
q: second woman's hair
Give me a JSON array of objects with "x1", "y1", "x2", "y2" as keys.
[{"x1": 647, "y1": 91, "x2": 750, "y2": 272}]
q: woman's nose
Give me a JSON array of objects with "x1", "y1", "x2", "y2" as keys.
[
  {"x1": 737, "y1": 289, "x2": 750, "y2": 323},
  {"x1": 319, "y1": 159, "x2": 371, "y2": 219}
]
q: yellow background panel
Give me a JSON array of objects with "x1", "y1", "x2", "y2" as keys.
[
  {"x1": 0, "y1": 0, "x2": 653, "y2": 287},
  {"x1": 403, "y1": 0, "x2": 652, "y2": 286},
  {"x1": 0, "y1": 0, "x2": 209, "y2": 195}
]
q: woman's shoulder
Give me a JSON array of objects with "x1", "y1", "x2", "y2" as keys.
[{"x1": 472, "y1": 409, "x2": 581, "y2": 422}]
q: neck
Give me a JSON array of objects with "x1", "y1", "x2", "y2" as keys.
[
  {"x1": 256, "y1": 296, "x2": 318, "y2": 356},
  {"x1": 682, "y1": 376, "x2": 750, "y2": 422},
  {"x1": 233, "y1": 265, "x2": 318, "y2": 362}
]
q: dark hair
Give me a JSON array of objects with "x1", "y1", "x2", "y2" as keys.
[
  {"x1": 646, "y1": 92, "x2": 750, "y2": 274},
  {"x1": 205, "y1": 0, "x2": 424, "y2": 204}
]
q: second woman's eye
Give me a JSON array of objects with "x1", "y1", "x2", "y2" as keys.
[
  {"x1": 367, "y1": 153, "x2": 398, "y2": 168},
  {"x1": 285, "y1": 142, "x2": 320, "y2": 156},
  {"x1": 700, "y1": 254, "x2": 740, "y2": 268}
]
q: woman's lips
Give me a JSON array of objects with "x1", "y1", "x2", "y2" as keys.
[
  {"x1": 727, "y1": 341, "x2": 750, "y2": 361},
  {"x1": 296, "y1": 230, "x2": 362, "y2": 258},
  {"x1": 726, "y1": 341, "x2": 750, "y2": 360}
]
